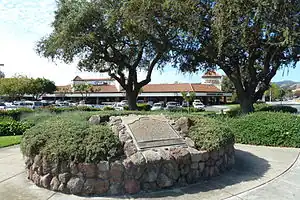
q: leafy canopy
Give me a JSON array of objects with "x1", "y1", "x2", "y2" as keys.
[{"x1": 36, "y1": 0, "x2": 202, "y2": 109}]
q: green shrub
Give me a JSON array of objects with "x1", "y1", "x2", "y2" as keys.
[
  {"x1": 258, "y1": 105, "x2": 298, "y2": 113},
  {"x1": 188, "y1": 116, "x2": 235, "y2": 151},
  {"x1": 0, "y1": 119, "x2": 31, "y2": 136},
  {"x1": 21, "y1": 111, "x2": 55, "y2": 127},
  {"x1": 226, "y1": 112, "x2": 300, "y2": 147},
  {"x1": 124, "y1": 104, "x2": 151, "y2": 111},
  {"x1": 137, "y1": 103, "x2": 151, "y2": 111},
  {"x1": 21, "y1": 117, "x2": 123, "y2": 162},
  {"x1": 0, "y1": 108, "x2": 34, "y2": 121},
  {"x1": 0, "y1": 116, "x2": 14, "y2": 122},
  {"x1": 103, "y1": 106, "x2": 115, "y2": 111},
  {"x1": 226, "y1": 103, "x2": 297, "y2": 117}
]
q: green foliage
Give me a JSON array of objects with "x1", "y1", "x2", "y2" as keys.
[
  {"x1": 36, "y1": 0, "x2": 200, "y2": 110},
  {"x1": 181, "y1": 91, "x2": 196, "y2": 103},
  {"x1": 0, "y1": 76, "x2": 31, "y2": 99},
  {"x1": 0, "y1": 136, "x2": 22, "y2": 148},
  {"x1": 103, "y1": 106, "x2": 115, "y2": 111},
  {"x1": 188, "y1": 116, "x2": 235, "y2": 151},
  {"x1": 225, "y1": 112, "x2": 300, "y2": 147},
  {"x1": 28, "y1": 78, "x2": 56, "y2": 99},
  {"x1": 21, "y1": 117, "x2": 122, "y2": 162},
  {"x1": 20, "y1": 111, "x2": 56, "y2": 127},
  {"x1": 73, "y1": 83, "x2": 93, "y2": 100},
  {"x1": 0, "y1": 108, "x2": 34, "y2": 121},
  {"x1": 0, "y1": 76, "x2": 56, "y2": 100},
  {"x1": 264, "y1": 83, "x2": 285, "y2": 101},
  {"x1": 227, "y1": 104, "x2": 298, "y2": 117},
  {"x1": 137, "y1": 104, "x2": 151, "y2": 111},
  {"x1": 259, "y1": 106, "x2": 298, "y2": 113},
  {"x1": 0, "y1": 119, "x2": 31, "y2": 136}
]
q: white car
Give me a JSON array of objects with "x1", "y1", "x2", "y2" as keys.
[
  {"x1": 0, "y1": 102, "x2": 6, "y2": 110},
  {"x1": 120, "y1": 100, "x2": 128, "y2": 106},
  {"x1": 165, "y1": 102, "x2": 178, "y2": 110},
  {"x1": 151, "y1": 102, "x2": 164, "y2": 111},
  {"x1": 193, "y1": 102, "x2": 205, "y2": 110},
  {"x1": 113, "y1": 103, "x2": 125, "y2": 111}
]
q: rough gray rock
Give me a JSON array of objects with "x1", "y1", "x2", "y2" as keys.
[
  {"x1": 40, "y1": 173, "x2": 52, "y2": 188},
  {"x1": 89, "y1": 115, "x2": 101, "y2": 125},
  {"x1": 185, "y1": 137, "x2": 195, "y2": 148},
  {"x1": 143, "y1": 149, "x2": 162, "y2": 163},
  {"x1": 174, "y1": 117, "x2": 192, "y2": 136},
  {"x1": 32, "y1": 171, "x2": 40, "y2": 186},
  {"x1": 50, "y1": 176, "x2": 60, "y2": 191},
  {"x1": 58, "y1": 183, "x2": 68, "y2": 193},
  {"x1": 97, "y1": 161, "x2": 110, "y2": 172},
  {"x1": 198, "y1": 162, "x2": 205, "y2": 172},
  {"x1": 77, "y1": 163, "x2": 97, "y2": 178},
  {"x1": 170, "y1": 148, "x2": 191, "y2": 164},
  {"x1": 109, "y1": 161, "x2": 124, "y2": 183},
  {"x1": 124, "y1": 179, "x2": 140, "y2": 194},
  {"x1": 109, "y1": 183, "x2": 124, "y2": 195},
  {"x1": 124, "y1": 140, "x2": 137, "y2": 157},
  {"x1": 25, "y1": 157, "x2": 33, "y2": 169},
  {"x1": 123, "y1": 152, "x2": 146, "y2": 179},
  {"x1": 58, "y1": 172, "x2": 71, "y2": 184},
  {"x1": 142, "y1": 164, "x2": 160, "y2": 182},
  {"x1": 157, "y1": 173, "x2": 173, "y2": 188},
  {"x1": 161, "y1": 161, "x2": 180, "y2": 180},
  {"x1": 67, "y1": 177, "x2": 84, "y2": 194},
  {"x1": 119, "y1": 130, "x2": 132, "y2": 144}
]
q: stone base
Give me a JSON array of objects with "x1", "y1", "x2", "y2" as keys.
[
  {"x1": 25, "y1": 143, "x2": 235, "y2": 196},
  {"x1": 25, "y1": 115, "x2": 235, "y2": 196}
]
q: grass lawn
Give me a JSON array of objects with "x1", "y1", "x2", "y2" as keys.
[{"x1": 0, "y1": 136, "x2": 22, "y2": 148}]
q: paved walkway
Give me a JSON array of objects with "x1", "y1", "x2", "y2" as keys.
[{"x1": 0, "y1": 144, "x2": 299, "y2": 200}]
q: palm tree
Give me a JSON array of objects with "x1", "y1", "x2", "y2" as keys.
[{"x1": 181, "y1": 91, "x2": 196, "y2": 113}]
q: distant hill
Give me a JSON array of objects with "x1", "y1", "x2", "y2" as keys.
[{"x1": 274, "y1": 80, "x2": 300, "y2": 90}]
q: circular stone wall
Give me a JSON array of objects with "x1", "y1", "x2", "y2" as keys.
[{"x1": 24, "y1": 115, "x2": 235, "y2": 196}]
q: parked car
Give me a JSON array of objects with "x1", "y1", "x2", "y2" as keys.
[
  {"x1": 192, "y1": 99, "x2": 202, "y2": 107},
  {"x1": 165, "y1": 102, "x2": 178, "y2": 110},
  {"x1": 193, "y1": 102, "x2": 205, "y2": 111},
  {"x1": 120, "y1": 100, "x2": 128, "y2": 106},
  {"x1": 0, "y1": 102, "x2": 6, "y2": 110},
  {"x1": 25, "y1": 101, "x2": 44, "y2": 109},
  {"x1": 151, "y1": 102, "x2": 164, "y2": 111},
  {"x1": 113, "y1": 103, "x2": 125, "y2": 111}
]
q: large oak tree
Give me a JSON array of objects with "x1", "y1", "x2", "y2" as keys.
[
  {"x1": 181, "y1": 0, "x2": 300, "y2": 113},
  {"x1": 36, "y1": 0, "x2": 200, "y2": 110}
]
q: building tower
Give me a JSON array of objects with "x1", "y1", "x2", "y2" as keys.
[{"x1": 201, "y1": 71, "x2": 222, "y2": 90}]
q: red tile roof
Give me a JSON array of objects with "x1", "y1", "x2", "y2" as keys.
[
  {"x1": 56, "y1": 83, "x2": 221, "y2": 93},
  {"x1": 55, "y1": 85, "x2": 118, "y2": 93},
  {"x1": 191, "y1": 84, "x2": 221, "y2": 92},
  {"x1": 142, "y1": 83, "x2": 221, "y2": 93},
  {"x1": 143, "y1": 83, "x2": 193, "y2": 93},
  {"x1": 72, "y1": 76, "x2": 113, "y2": 81},
  {"x1": 202, "y1": 70, "x2": 222, "y2": 78}
]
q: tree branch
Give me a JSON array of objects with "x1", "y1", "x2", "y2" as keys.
[{"x1": 137, "y1": 53, "x2": 162, "y2": 88}]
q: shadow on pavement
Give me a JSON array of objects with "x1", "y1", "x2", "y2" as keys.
[{"x1": 129, "y1": 149, "x2": 270, "y2": 199}]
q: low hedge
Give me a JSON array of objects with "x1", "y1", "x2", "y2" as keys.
[
  {"x1": 21, "y1": 117, "x2": 123, "y2": 162},
  {"x1": 124, "y1": 103, "x2": 151, "y2": 111},
  {"x1": 225, "y1": 112, "x2": 300, "y2": 147},
  {"x1": 259, "y1": 105, "x2": 298, "y2": 113},
  {"x1": 0, "y1": 108, "x2": 34, "y2": 121},
  {"x1": 0, "y1": 119, "x2": 31, "y2": 136},
  {"x1": 188, "y1": 116, "x2": 235, "y2": 151},
  {"x1": 227, "y1": 103, "x2": 298, "y2": 117}
]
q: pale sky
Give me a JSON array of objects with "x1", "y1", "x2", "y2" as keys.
[{"x1": 0, "y1": 0, "x2": 299, "y2": 86}]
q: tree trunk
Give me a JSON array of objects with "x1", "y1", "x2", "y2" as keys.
[
  {"x1": 127, "y1": 91, "x2": 138, "y2": 110},
  {"x1": 239, "y1": 94, "x2": 254, "y2": 114}
]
